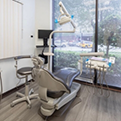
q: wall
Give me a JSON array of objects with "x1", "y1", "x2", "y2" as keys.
[
  {"x1": 0, "y1": 0, "x2": 52, "y2": 93},
  {"x1": 35, "y1": 0, "x2": 52, "y2": 70},
  {"x1": 35, "y1": 0, "x2": 52, "y2": 46},
  {"x1": 35, "y1": 0, "x2": 52, "y2": 56},
  {"x1": 0, "y1": 0, "x2": 22, "y2": 59},
  {"x1": 0, "y1": 0, "x2": 35, "y2": 93}
]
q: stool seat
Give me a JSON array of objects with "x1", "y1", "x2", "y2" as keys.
[
  {"x1": 11, "y1": 56, "x2": 39, "y2": 108},
  {"x1": 17, "y1": 67, "x2": 33, "y2": 75}
]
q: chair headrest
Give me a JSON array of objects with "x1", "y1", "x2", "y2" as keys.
[{"x1": 31, "y1": 56, "x2": 44, "y2": 68}]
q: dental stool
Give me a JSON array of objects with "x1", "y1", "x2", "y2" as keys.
[
  {"x1": 32, "y1": 57, "x2": 81, "y2": 117},
  {"x1": 11, "y1": 56, "x2": 39, "y2": 108}
]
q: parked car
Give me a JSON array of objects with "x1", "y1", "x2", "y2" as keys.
[
  {"x1": 76, "y1": 42, "x2": 81, "y2": 47},
  {"x1": 68, "y1": 40, "x2": 77, "y2": 46},
  {"x1": 55, "y1": 40, "x2": 67, "y2": 47},
  {"x1": 79, "y1": 41, "x2": 93, "y2": 48}
]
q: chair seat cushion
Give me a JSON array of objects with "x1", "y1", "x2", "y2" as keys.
[
  {"x1": 54, "y1": 67, "x2": 80, "y2": 88},
  {"x1": 47, "y1": 90, "x2": 64, "y2": 98},
  {"x1": 47, "y1": 67, "x2": 80, "y2": 98},
  {"x1": 17, "y1": 67, "x2": 33, "y2": 75}
]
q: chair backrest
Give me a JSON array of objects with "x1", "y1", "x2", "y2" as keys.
[
  {"x1": 31, "y1": 56, "x2": 70, "y2": 101},
  {"x1": 32, "y1": 68, "x2": 70, "y2": 93},
  {"x1": 14, "y1": 55, "x2": 32, "y2": 67}
]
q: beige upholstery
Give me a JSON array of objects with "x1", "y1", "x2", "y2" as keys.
[
  {"x1": 31, "y1": 57, "x2": 81, "y2": 117},
  {"x1": 32, "y1": 68, "x2": 70, "y2": 102}
]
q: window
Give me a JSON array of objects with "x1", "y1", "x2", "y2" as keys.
[
  {"x1": 98, "y1": 0, "x2": 121, "y2": 88},
  {"x1": 53, "y1": 0, "x2": 95, "y2": 81},
  {"x1": 53, "y1": 0, "x2": 121, "y2": 89}
]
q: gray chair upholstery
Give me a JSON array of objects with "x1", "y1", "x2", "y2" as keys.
[
  {"x1": 32, "y1": 57, "x2": 81, "y2": 117},
  {"x1": 11, "y1": 55, "x2": 39, "y2": 108}
]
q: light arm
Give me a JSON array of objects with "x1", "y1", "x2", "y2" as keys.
[
  {"x1": 80, "y1": 52, "x2": 104, "y2": 57},
  {"x1": 44, "y1": 1, "x2": 76, "y2": 71},
  {"x1": 58, "y1": 1, "x2": 76, "y2": 28},
  {"x1": 59, "y1": 1, "x2": 70, "y2": 17}
]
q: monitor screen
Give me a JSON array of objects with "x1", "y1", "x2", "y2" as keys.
[{"x1": 38, "y1": 30, "x2": 53, "y2": 39}]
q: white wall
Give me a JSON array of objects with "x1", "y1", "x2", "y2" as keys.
[
  {"x1": 0, "y1": 0, "x2": 22, "y2": 59},
  {"x1": 35, "y1": 0, "x2": 52, "y2": 56},
  {"x1": 0, "y1": 0, "x2": 35, "y2": 93},
  {"x1": 0, "y1": 0, "x2": 52, "y2": 93},
  {"x1": 35, "y1": 0, "x2": 52, "y2": 70}
]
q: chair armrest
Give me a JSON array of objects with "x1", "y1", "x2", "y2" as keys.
[{"x1": 14, "y1": 55, "x2": 31, "y2": 60}]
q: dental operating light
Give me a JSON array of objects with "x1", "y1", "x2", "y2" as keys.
[
  {"x1": 58, "y1": 2, "x2": 76, "y2": 28},
  {"x1": 44, "y1": 1, "x2": 76, "y2": 71}
]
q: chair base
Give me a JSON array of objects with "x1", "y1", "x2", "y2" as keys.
[
  {"x1": 11, "y1": 84, "x2": 39, "y2": 108},
  {"x1": 40, "y1": 82, "x2": 81, "y2": 116},
  {"x1": 11, "y1": 92, "x2": 39, "y2": 108},
  {"x1": 56, "y1": 82, "x2": 81, "y2": 110}
]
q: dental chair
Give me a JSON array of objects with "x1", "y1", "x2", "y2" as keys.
[{"x1": 32, "y1": 57, "x2": 81, "y2": 117}]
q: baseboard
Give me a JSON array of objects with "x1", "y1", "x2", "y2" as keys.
[
  {"x1": 2, "y1": 83, "x2": 25, "y2": 99},
  {"x1": 2, "y1": 78, "x2": 35, "y2": 99}
]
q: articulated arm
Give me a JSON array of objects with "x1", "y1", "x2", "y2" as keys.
[{"x1": 44, "y1": 2, "x2": 76, "y2": 71}]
